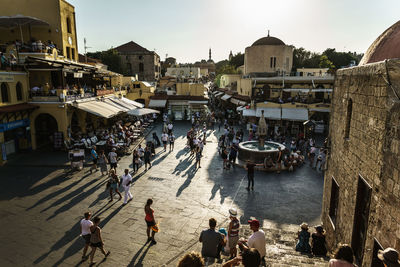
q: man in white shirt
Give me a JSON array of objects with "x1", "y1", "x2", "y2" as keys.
[
  {"x1": 161, "y1": 132, "x2": 169, "y2": 152},
  {"x1": 121, "y1": 169, "x2": 133, "y2": 205},
  {"x1": 80, "y1": 211, "x2": 93, "y2": 260},
  {"x1": 167, "y1": 122, "x2": 173, "y2": 135},
  {"x1": 238, "y1": 219, "x2": 266, "y2": 263}
]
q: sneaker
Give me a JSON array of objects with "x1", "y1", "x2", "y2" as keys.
[
  {"x1": 151, "y1": 239, "x2": 157, "y2": 245},
  {"x1": 251, "y1": 187, "x2": 254, "y2": 190},
  {"x1": 246, "y1": 187, "x2": 250, "y2": 190}
]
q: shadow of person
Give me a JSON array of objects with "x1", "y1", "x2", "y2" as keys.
[
  {"x1": 176, "y1": 164, "x2": 197, "y2": 197},
  {"x1": 127, "y1": 242, "x2": 152, "y2": 267}
]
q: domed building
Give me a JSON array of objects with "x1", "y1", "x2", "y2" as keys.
[{"x1": 244, "y1": 32, "x2": 293, "y2": 76}]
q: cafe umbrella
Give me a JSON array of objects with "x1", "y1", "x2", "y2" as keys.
[{"x1": 0, "y1": 14, "x2": 49, "y2": 43}]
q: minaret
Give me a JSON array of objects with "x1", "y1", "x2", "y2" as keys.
[
  {"x1": 209, "y1": 48, "x2": 212, "y2": 61},
  {"x1": 229, "y1": 50, "x2": 233, "y2": 61}
]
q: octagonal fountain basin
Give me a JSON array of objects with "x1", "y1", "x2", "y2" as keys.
[{"x1": 238, "y1": 141, "x2": 286, "y2": 164}]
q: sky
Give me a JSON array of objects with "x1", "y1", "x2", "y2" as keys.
[{"x1": 68, "y1": 0, "x2": 400, "y2": 63}]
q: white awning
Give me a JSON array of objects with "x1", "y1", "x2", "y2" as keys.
[
  {"x1": 104, "y1": 98, "x2": 131, "y2": 112},
  {"x1": 221, "y1": 94, "x2": 232, "y2": 101},
  {"x1": 282, "y1": 108, "x2": 308, "y2": 121},
  {"x1": 212, "y1": 91, "x2": 221, "y2": 95},
  {"x1": 120, "y1": 97, "x2": 144, "y2": 108},
  {"x1": 148, "y1": 99, "x2": 167, "y2": 108},
  {"x1": 311, "y1": 88, "x2": 333, "y2": 93},
  {"x1": 237, "y1": 106, "x2": 246, "y2": 111},
  {"x1": 128, "y1": 108, "x2": 160, "y2": 116},
  {"x1": 188, "y1": 100, "x2": 208, "y2": 104},
  {"x1": 214, "y1": 92, "x2": 224, "y2": 97},
  {"x1": 310, "y1": 108, "x2": 331, "y2": 112},
  {"x1": 230, "y1": 98, "x2": 247, "y2": 106},
  {"x1": 283, "y1": 88, "x2": 310, "y2": 93},
  {"x1": 75, "y1": 100, "x2": 123, "y2": 118},
  {"x1": 256, "y1": 108, "x2": 281, "y2": 120},
  {"x1": 242, "y1": 109, "x2": 257, "y2": 117}
]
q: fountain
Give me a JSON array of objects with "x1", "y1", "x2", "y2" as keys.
[{"x1": 238, "y1": 110, "x2": 286, "y2": 164}]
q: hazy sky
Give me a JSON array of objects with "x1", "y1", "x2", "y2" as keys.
[{"x1": 68, "y1": 0, "x2": 400, "y2": 63}]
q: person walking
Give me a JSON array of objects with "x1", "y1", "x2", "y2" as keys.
[
  {"x1": 145, "y1": 198, "x2": 157, "y2": 244},
  {"x1": 167, "y1": 122, "x2": 173, "y2": 135},
  {"x1": 195, "y1": 146, "x2": 202, "y2": 168},
  {"x1": 89, "y1": 216, "x2": 110, "y2": 266},
  {"x1": 89, "y1": 146, "x2": 98, "y2": 174},
  {"x1": 276, "y1": 147, "x2": 283, "y2": 174},
  {"x1": 227, "y1": 209, "x2": 240, "y2": 259},
  {"x1": 97, "y1": 150, "x2": 108, "y2": 176},
  {"x1": 169, "y1": 132, "x2": 175, "y2": 151},
  {"x1": 108, "y1": 148, "x2": 118, "y2": 171},
  {"x1": 80, "y1": 211, "x2": 93, "y2": 261},
  {"x1": 108, "y1": 169, "x2": 122, "y2": 202},
  {"x1": 161, "y1": 132, "x2": 169, "y2": 152},
  {"x1": 144, "y1": 146, "x2": 152, "y2": 171},
  {"x1": 132, "y1": 150, "x2": 140, "y2": 173},
  {"x1": 245, "y1": 160, "x2": 262, "y2": 190},
  {"x1": 121, "y1": 169, "x2": 133, "y2": 205}
]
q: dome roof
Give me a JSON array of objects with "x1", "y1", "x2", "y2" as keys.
[
  {"x1": 252, "y1": 36, "x2": 285, "y2": 46},
  {"x1": 359, "y1": 20, "x2": 400, "y2": 65}
]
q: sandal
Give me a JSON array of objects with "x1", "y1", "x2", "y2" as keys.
[{"x1": 105, "y1": 251, "x2": 110, "y2": 257}]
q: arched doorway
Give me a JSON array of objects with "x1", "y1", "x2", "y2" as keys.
[
  {"x1": 35, "y1": 113, "x2": 58, "y2": 149},
  {"x1": 135, "y1": 98, "x2": 145, "y2": 105}
]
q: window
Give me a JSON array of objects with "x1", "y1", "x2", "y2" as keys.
[
  {"x1": 71, "y1": 48, "x2": 75, "y2": 60},
  {"x1": 139, "y1": 63, "x2": 144, "y2": 72},
  {"x1": 329, "y1": 177, "x2": 339, "y2": 226},
  {"x1": 66, "y1": 17, "x2": 72, "y2": 33},
  {"x1": 270, "y1": 57, "x2": 276, "y2": 68},
  {"x1": 139, "y1": 56, "x2": 143, "y2": 60},
  {"x1": 1, "y1": 82, "x2": 9, "y2": 102},
  {"x1": 16, "y1": 82, "x2": 23, "y2": 101},
  {"x1": 66, "y1": 47, "x2": 71, "y2": 59},
  {"x1": 345, "y1": 98, "x2": 352, "y2": 139}
]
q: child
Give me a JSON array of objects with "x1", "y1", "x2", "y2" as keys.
[{"x1": 296, "y1": 222, "x2": 311, "y2": 253}]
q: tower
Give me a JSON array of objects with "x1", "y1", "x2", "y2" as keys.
[
  {"x1": 229, "y1": 50, "x2": 233, "y2": 61},
  {"x1": 209, "y1": 48, "x2": 212, "y2": 61}
]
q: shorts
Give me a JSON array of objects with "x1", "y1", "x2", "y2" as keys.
[
  {"x1": 82, "y1": 234, "x2": 91, "y2": 244},
  {"x1": 110, "y1": 162, "x2": 117, "y2": 169},
  {"x1": 92, "y1": 158, "x2": 98, "y2": 164},
  {"x1": 228, "y1": 235, "x2": 239, "y2": 249},
  {"x1": 90, "y1": 242, "x2": 103, "y2": 248},
  {"x1": 144, "y1": 159, "x2": 150, "y2": 164},
  {"x1": 163, "y1": 141, "x2": 167, "y2": 145},
  {"x1": 146, "y1": 219, "x2": 155, "y2": 227}
]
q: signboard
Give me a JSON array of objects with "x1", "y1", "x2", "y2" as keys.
[
  {"x1": 74, "y1": 72, "x2": 83, "y2": 78},
  {"x1": 0, "y1": 74, "x2": 14, "y2": 82},
  {"x1": 0, "y1": 118, "x2": 30, "y2": 132}
]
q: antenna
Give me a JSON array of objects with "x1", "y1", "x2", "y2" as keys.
[{"x1": 84, "y1": 38, "x2": 92, "y2": 63}]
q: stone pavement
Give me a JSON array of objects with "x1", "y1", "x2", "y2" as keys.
[{"x1": 0, "y1": 121, "x2": 325, "y2": 267}]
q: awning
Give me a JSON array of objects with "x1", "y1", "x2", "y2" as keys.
[
  {"x1": 283, "y1": 88, "x2": 310, "y2": 93},
  {"x1": 282, "y1": 108, "x2": 308, "y2": 121},
  {"x1": 214, "y1": 92, "x2": 224, "y2": 97},
  {"x1": 256, "y1": 108, "x2": 281, "y2": 119},
  {"x1": 104, "y1": 98, "x2": 131, "y2": 112},
  {"x1": 310, "y1": 108, "x2": 331, "y2": 112},
  {"x1": 120, "y1": 97, "x2": 144, "y2": 108},
  {"x1": 128, "y1": 108, "x2": 160, "y2": 116},
  {"x1": 221, "y1": 94, "x2": 232, "y2": 101},
  {"x1": 188, "y1": 100, "x2": 208, "y2": 104},
  {"x1": 242, "y1": 109, "x2": 257, "y2": 117},
  {"x1": 230, "y1": 98, "x2": 247, "y2": 106},
  {"x1": 237, "y1": 106, "x2": 246, "y2": 111},
  {"x1": 148, "y1": 99, "x2": 167, "y2": 108},
  {"x1": 311, "y1": 88, "x2": 333, "y2": 93},
  {"x1": 212, "y1": 91, "x2": 221, "y2": 95},
  {"x1": 75, "y1": 100, "x2": 124, "y2": 118}
]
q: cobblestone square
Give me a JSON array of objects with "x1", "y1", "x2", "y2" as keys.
[{"x1": 0, "y1": 122, "x2": 324, "y2": 266}]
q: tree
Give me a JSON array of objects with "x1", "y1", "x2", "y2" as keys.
[
  {"x1": 229, "y1": 52, "x2": 244, "y2": 69},
  {"x1": 87, "y1": 49, "x2": 125, "y2": 74},
  {"x1": 319, "y1": 55, "x2": 335, "y2": 69}
]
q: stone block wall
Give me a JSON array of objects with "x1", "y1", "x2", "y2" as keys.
[{"x1": 321, "y1": 59, "x2": 400, "y2": 266}]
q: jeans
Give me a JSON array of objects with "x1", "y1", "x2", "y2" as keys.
[{"x1": 248, "y1": 173, "x2": 254, "y2": 188}]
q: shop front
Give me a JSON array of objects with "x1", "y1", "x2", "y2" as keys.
[{"x1": 0, "y1": 104, "x2": 38, "y2": 164}]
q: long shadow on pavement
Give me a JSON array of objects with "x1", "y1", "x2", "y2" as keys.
[
  {"x1": 176, "y1": 163, "x2": 198, "y2": 197},
  {"x1": 128, "y1": 242, "x2": 153, "y2": 267}
]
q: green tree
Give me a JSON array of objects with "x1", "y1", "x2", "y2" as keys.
[
  {"x1": 87, "y1": 49, "x2": 125, "y2": 74},
  {"x1": 229, "y1": 52, "x2": 244, "y2": 69},
  {"x1": 319, "y1": 55, "x2": 335, "y2": 69}
]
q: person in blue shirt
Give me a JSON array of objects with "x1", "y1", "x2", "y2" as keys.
[{"x1": 90, "y1": 146, "x2": 98, "y2": 173}]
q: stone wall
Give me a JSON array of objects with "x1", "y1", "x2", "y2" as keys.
[{"x1": 321, "y1": 59, "x2": 400, "y2": 266}]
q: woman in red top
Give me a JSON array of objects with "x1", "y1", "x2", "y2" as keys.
[{"x1": 145, "y1": 198, "x2": 157, "y2": 244}]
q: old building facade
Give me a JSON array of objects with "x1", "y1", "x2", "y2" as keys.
[
  {"x1": 115, "y1": 41, "x2": 161, "y2": 82},
  {"x1": 321, "y1": 21, "x2": 400, "y2": 267}
]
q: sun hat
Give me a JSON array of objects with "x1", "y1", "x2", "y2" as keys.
[
  {"x1": 300, "y1": 222, "x2": 309, "y2": 230},
  {"x1": 229, "y1": 208, "x2": 237, "y2": 217},
  {"x1": 248, "y1": 219, "x2": 260, "y2": 228},
  {"x1": 378, "y1": 248, "x2": 400, "y2": 267}
]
